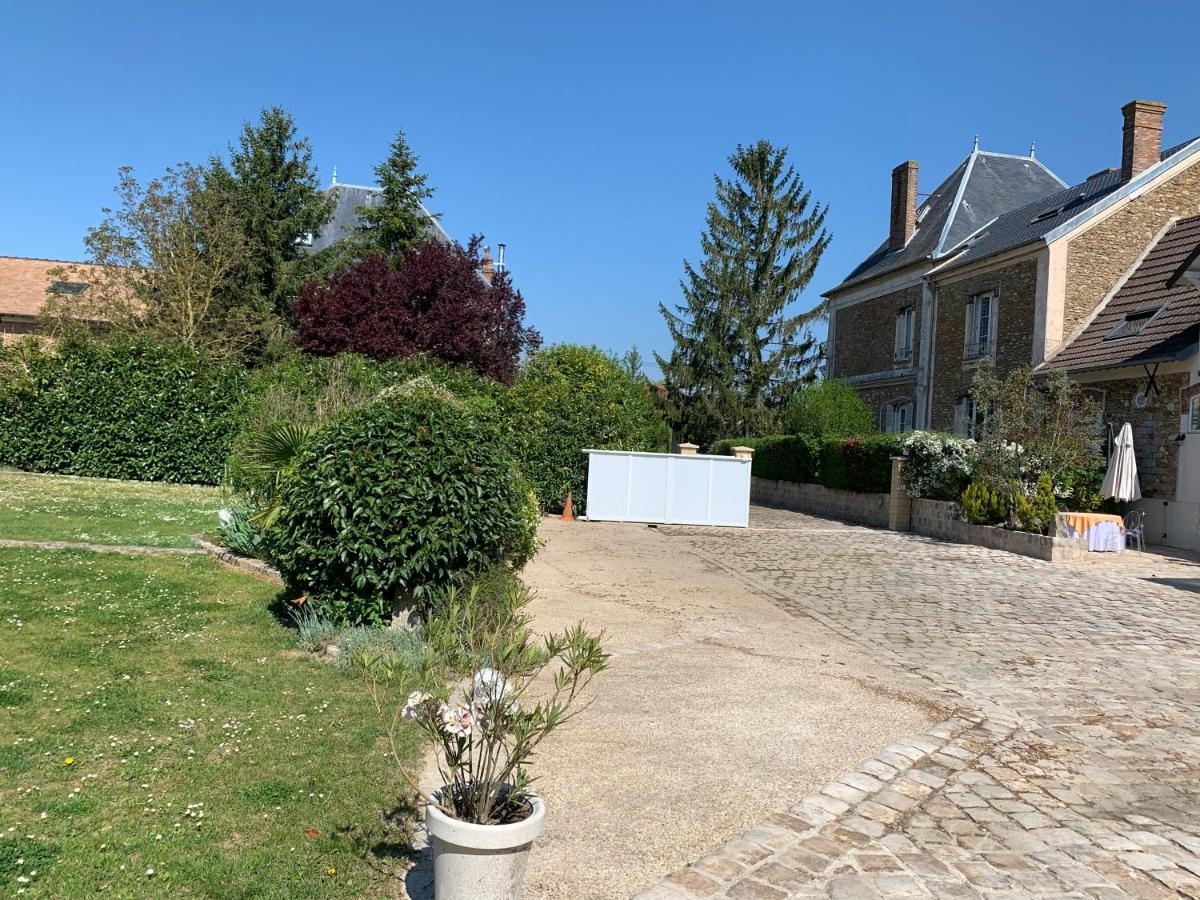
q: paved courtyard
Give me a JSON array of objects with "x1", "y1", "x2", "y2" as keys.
[{"x1": 642, "y1": 507, "x2": 1200, "y2": 899}]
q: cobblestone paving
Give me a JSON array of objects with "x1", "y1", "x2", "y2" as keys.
[{"x1": 641, "y1": 510, "x2": 1200, "y2": 899}]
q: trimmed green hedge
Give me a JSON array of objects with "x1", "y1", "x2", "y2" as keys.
[
  {"x1": 509, "y1": 344, "x2": 669, "y2": 513},
  {"x1": 0, "y1": 337, "x2": 248, "y2": 484},
  {"x1": 716, "y1": 433, "x2": 903, "y2": 494}
]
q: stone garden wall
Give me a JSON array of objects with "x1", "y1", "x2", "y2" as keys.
[
  {"x1": 750, "y1": 476, "x2": 890, "y2": 528},
  {"x1": 911, "y1": 498, "x2": 1088, "y2": 562}
]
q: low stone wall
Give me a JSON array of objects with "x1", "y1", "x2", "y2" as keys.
[
  {"x1": 911, "y1": 499, "x2": 1087, "y2": 562},
  {"x1": 750, "y1": 476, "x2": 890, "y2": 528}
]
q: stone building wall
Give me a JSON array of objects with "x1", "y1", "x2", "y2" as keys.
[
  {"x1": 1088, "y1": 372, "x2": 1189, "y2": 499},
  {"x1": 929, "y1": 258, "x2": 1039, "y2": 431},
  {"x1": 1063, "y1": 159, "x2": 1200, "y2": 337},
  {"x1": 831, "y1": 284, "x2": 923, "y2": 379}
]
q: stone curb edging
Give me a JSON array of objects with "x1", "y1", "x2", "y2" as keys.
[
  {"x1": 0, "y1": 538, "x2": 204, "y2": 555},
  {"x1": 190, "y1": 535, "x2": 283, "y2": 584},
  {"x1": 635, "y1": 714, "x2": 1006, "y2": 899}
]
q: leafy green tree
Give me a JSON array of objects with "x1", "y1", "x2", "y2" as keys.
[
  {"x1": 781, "y1": 379, "x2": 875, "y2": 438},
  {"x1": 208, "y1": 106, "x2": 333, "y2": 318},
  {"x1": 656, "y1": 140, "x2": 831, "y2": 448},
  {"x1": 356, "y1": 129, "x2": 438, "y2": 255},
  {"x1": 45, "y1": 164, "x2": 273, "y2": 360},
  {"x1": 509, "y1": 345, "x2": 669, "y2": 513}
]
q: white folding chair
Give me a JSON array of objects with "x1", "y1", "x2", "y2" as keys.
[{"x1": 1123, "y1": 509, "x2": 1145, "y2": 552}]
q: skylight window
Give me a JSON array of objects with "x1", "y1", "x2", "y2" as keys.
[
  {"x1": 46, "y1": 281, "x2": 87, "y2": 295},
  {"x1": 1103, "y1": 307, "x2": 1161, "y2": 341},
  {"x1": 1030, "y1": 207, "x2": 1063, "y2": 224}
]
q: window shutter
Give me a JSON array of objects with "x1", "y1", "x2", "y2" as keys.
[
  {"x1": 987, "y1": 296, "x2": 997, "y2": 343},
  {"x1": 953, "y1": 400, "x2": 964, "y2": 436},
  {"x1": 884, "y1": 404, "x2": 894, "y2": 433},
  {"x1": 964, "y1": 300, "x2": 974, "y2": 352}
]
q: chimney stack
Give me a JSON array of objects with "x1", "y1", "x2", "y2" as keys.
[
  {"x1": 481, "y1": 246, "x2": 494, "y2": 284},
  {"x1": 889, "y1": 161, "x2": 919, "y2": 251},
  {"x1": 1121, "y1": 99, "x2": 1166, "y2": 183}
]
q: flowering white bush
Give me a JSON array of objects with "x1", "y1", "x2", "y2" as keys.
[
  {"x1": 902, "y1": 431, "x2": 978, "y2": 500},
  {"x1": 368, "y1": 578, "x2": 607, "y2": 825}
]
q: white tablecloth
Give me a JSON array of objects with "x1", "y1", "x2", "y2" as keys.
[{"x1": 1081, "y1": 520, "x2": 1124, "y2": 552}]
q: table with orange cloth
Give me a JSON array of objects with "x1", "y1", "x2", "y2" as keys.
[{"x1": 1056, "y1": 512, "x2": 1125, "y2": 552}]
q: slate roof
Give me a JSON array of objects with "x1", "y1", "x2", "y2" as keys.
[
  {"x1": 307, "y1": 183, "x2": 450, "y2": 253},
  {"x1": 1041, "y1": 214, "x2": 1200, "y2": 373},
  {"x1": 941, "y1": 138, "x2": 1200, "y2": 272},
  {"x1": 828, "y1": 151, "x2": 1066, "y2": 293}
]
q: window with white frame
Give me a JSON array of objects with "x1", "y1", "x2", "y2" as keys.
[
  {"x1": 964, "y1": 291, "x2": 997, "y2": 361},
  {"x1": 884, "y1": 399, "x2": 913, "y2": 434},
  {"x1": 1191, "y1": 394, "x2": 1200, "y2": 432},
  {"x1": 894, "y1": 307, "x2": 915, "y2": 364},
  {"x1": 953, "y1": 396, "x2": 984, "y2": 439}
]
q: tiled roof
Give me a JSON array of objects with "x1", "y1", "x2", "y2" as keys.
[
  {"x1": 1041, "y1": 214, "x2": 1200, "y2": 373},
  {"x1": 0, "y1": 256, "x2": 102, "y2": 318},
  {"x1": 828, "y1": 151, "x2": 1066, "y2": 293},
  {"x1": 942, "y1": 138, "x2": 1200, "y2": 272}
]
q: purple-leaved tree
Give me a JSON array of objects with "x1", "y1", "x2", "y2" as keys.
[{"x1": 292, "y1": 236, "x2": 540, "y2": 384}]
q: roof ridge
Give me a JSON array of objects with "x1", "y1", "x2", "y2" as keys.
[
  {"x1": 977, "y1": 149, "x2": 1069, "y2": 188},
  {"x1": 934, "y1": 151, "x2": 978, "y2": 257},
  {"x1": 0, "y1": 255, "x2": 92, "y2": 265}
]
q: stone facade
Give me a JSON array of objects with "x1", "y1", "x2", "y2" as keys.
[
  {"x1": 929, "y1": 257, "x2": 1039, "y2": 431},
  {"x1": 1062, "y1": 157, "x2": 1200, "y2": 337},
  {"x1": 832, "y1": 284, "x2": 923, "y2": 424},
  {"x1": 832, "y1": 284, "x2": 923, "y2": 378},
  {"x1": 1086, "y1": 372, "x2": 1189, "y2": 498}
]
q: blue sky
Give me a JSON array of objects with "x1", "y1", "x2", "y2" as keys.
[{"x1": 3, "y1": 1, "x2": 1198, "y2": 375}]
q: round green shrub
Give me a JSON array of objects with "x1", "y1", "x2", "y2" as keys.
[
  {"x1": 0, "y1": 336, "x2": 247, "y2": 484},
  {"x1": 227, "y1": 351, "x2": 507, "y2": 493},
  {"x1": 509, "y1": 344, "x2": 668, "y2": 513},
  {"x1": 271, "y1": 378, "x2": 529, "y2": 626}
]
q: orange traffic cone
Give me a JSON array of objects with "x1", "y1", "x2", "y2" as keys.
[{"x1": 561, "y1": 492, "x2": 575, "y2": 521}]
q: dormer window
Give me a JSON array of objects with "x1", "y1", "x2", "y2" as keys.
[
  {"x1": 46, "y1": 280, "x2": 88, "y2": 295},
  {"x1": 1103, "y1": 307, "x2": 1161, "y2": 341}
]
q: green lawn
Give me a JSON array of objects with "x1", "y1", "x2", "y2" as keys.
[
  {"x1": 0, "y1": 545, "x2": 423, "y2": 896},
  {"x1": 0, "y1": 471, "x2": 223, "y2": 548}
]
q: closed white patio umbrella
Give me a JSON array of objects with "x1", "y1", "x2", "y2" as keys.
[{"x1": 1102, "y1": 422, "x2": 1141, "y2": 502}]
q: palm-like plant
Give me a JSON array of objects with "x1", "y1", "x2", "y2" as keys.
[{"x1": 241, "y1": 421, "x2": 314, "y2": 528}]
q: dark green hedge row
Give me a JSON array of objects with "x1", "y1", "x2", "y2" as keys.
[
  {"x1": 0, "y1": 337, "x2": 248, "y2": 484},
  {"x1": 715, "y1": 433, "x2": 903, "y2": 494}
]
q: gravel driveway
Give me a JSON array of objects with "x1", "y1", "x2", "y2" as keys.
[{"x1": 517, "y1": 514, "x2": 937, "y2": 899}]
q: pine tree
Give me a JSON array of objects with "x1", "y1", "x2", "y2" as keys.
[
  {"x1": 356, "y1": 129, "x2": 438, "y2": 255},
  {"x1": 209, "y1": 106, "x2": 333, "y2": 318},
  {"x1": 656, "y1": 140, "x2": 830, "y2": 448}
]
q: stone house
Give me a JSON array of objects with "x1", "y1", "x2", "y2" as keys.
[{"x1": 825, "y1": 100, "x2": 1200, "y2": 550}]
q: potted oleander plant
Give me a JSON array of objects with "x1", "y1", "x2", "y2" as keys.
[{"x1": 367, "y1": 576, "x2": 607, "y2": 900}]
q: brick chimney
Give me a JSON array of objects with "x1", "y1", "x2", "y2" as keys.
[
  {"x1": 480, "y1": 246, "x2": 494, "y2": 284},
  {"x1": 889, "y1": 161, "x2": 919, "y2": 251},
  {"x1": 1121, "y1": 99, "x2": 1166, "y2": 183}
]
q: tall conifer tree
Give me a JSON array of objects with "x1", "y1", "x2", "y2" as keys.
[
  {"x1": 209, "y1": 106, "x2": 332, "y2": 318},
  {"x1": 356, "y1": 129, "x2": 438, "y2": 255},
  {"x1": 656, "y1": 140, "x2": 830, "y2": 447}
]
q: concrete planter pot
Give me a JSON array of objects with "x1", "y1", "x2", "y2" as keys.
[{"x1": 426, "y1": 793, "x2": 545, "y2": 900}]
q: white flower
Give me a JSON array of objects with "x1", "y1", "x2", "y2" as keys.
[
  {"x1": 471, "y1": 668, "x2": 511, "y2": 707},
  {"x1": 401, "y1": 692, "x2": 431, "y2": 721},
  {"x1": 438, "y1": 703, "x2": 473, "y2": 737}
]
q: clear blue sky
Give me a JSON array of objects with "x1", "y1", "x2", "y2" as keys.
[{"x1": 3, "y1": 1, "x2": 1197, "y2": 375}]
